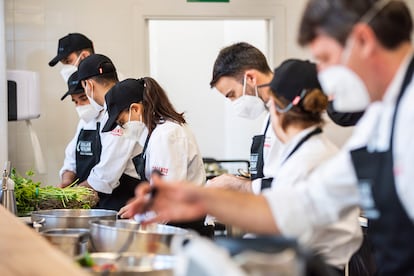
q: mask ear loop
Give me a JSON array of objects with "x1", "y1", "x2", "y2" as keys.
[
  {"x1": 275, "y1": 89, "x2": 307, "y2": 113},
  {"x1": 242, "y1": 74, "x2": 247, "y2": 96},
  {"x1": 73, "y1": 54, "x2": 82, "y2": 67}
]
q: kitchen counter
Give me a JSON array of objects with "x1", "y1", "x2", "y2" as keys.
[{"x1": 0, "y1": 205, "x2": 88, "y2": 276}]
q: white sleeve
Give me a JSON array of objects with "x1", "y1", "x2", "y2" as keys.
[
  {"x1": 87, "y1": 128, "x2": 140, "y2": 194},
  {"x1": 251, "y1": 178, "x2": 262, "y2": 194},
  {"x1": 263, "y1": 149, "x2": 360, "y2": 237},
  {"x1": 146, "y1": 129, "x2": 189, "y2": 182},
  {"x1": 59, "y1": 121, "x2": 83, "y2": 179}
]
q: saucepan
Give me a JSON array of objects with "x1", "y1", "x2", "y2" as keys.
[
  {"x1": 31, "y1": 209, "x2": 118, "y2": 231},
  {"x1": 41, "y1": 228, "x2": 90, "y2": 258},
  {"x1": 89, "y1": 220, "x2": 189, "y2": 254}
]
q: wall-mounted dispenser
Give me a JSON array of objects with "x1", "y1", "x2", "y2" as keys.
[
  {"x1": 7, "y1": 70, "x2": 45, "y2": 174},
  {"x1": 7, "y1": 70, "x2": 40, "y2": 121}
]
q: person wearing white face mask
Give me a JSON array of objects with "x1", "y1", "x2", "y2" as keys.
[
  {"x1": 58, "y1": 71, "x2": 103, "y2": 188},
  {"x1": 102, "y1": 78, "x2": 210, "y2": 236},
  {"x1": 296, "y1": 0, "x2": 414, "y2": 274},
  {"x1": 49, "y1": 33, "x2": 94, "y2": 81},
  {"x1": 75, "y1": 54, "x2": 142, "y2": 211},
  {"x1": 208, "y1": 43, "x2": 279, "y2": 194},
  {"x1": 49, "y1": 33, "x2": 102, "y2": 188}
]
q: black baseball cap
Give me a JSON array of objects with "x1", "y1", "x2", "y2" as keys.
[
  {"x1": 102, "y1": 78, "x2": 146, "y2": 132},
  {"x1": 49, "y1": 33, "x2": 93, "y2": 67},
  {"x1": 265, "y1": 59, "x2": 321, "y2": 103},
  {"x1": 60, "y1": 71, "x2": 84, "y2": 101},
  {"x1": 77, "y1": 54, "x2": 117, "y2": 81}
]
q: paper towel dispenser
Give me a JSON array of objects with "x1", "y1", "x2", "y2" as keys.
[{"x1": 7, "y1": 70, "x2": 40, "y2": 121}]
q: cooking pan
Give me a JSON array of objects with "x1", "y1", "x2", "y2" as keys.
[
  {"x1": 89, "y1": 220, "x2": 189, "y2": 254},
  {"x1": 31, "y1": 209, "x2": 117, "y2": 231}
]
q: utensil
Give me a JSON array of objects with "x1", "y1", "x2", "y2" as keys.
[
  {"x1": 1, "y1": 161, "x2": 17, "y2": 215},
  {"x1": 31, "y1": 209, "x2": 117, "y2": 231}
]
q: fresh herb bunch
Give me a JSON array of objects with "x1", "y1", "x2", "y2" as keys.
[{"x1": 10, "y1": 169, "x2": 99, "y2": 216}]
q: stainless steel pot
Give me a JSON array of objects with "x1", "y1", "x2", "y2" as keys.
[
  {"x1": 89, "y1": 220, "x2": 189, "y2": 254},
  {"x1": 31, "y1": 209, "x2": 117, "y2": 231},
  {"x1": 85, "y1": 252, "x2": 174, "y2": 275},
  {"x1": 41, "y1": 228, "x2": 90, "y2": 258}
]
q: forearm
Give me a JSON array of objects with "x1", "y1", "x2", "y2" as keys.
[
  {"x1": 60, "y1": 171, "x2": 77, "y2": 188},
  {"x1": 201, "y1": 187, "x2": 280, "y2": 235}
]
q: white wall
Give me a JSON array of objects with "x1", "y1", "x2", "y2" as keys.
[{"x1": 0, "y1": 0, "x2": 6, "y2": 165}]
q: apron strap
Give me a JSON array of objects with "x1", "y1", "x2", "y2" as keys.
[
  {"x1": 282, "y1": 127, "x2": 322, "y2": 164},
  {"x1": 390, "y1": 55, "x2": 414, "y2": 149}
]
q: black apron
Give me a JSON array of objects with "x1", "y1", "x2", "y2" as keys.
[
  {"x1": 95, "y1": 123, "x2": 141, "y2": 211},
  {"x1": 350, "y1": 56, "x2": 414, "y2": 275},
  {"x1": 250, "y1": 119, "x2": 270, "y2": 180},
  {"x1": 75, "y1": 122, "x2": 102, "y2": 182},
  {"x1": 96, "y1": 173, "x2": 140, "y2": 211},
  {"x1": 132, "y1": 134, "x2": 151, "y2": 182}
]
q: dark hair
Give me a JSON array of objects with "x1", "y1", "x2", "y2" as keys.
[
  {"x1": 142, "y1": 77, "x2": 186, "y2": 134},
  {"x1": 210, "y1": 42, "x2": 272, "y2": 87},
  {"x1": 75, "y1": 48, "x2": 95, "y2": 55},
  {"x1": 298, "y1": 0, "x2": 413, "y2": 49},
  {"x1": 275, "y1": 88, "x2": 328, "y2": 131},
  {"x1": 90, "y1": 72, "x2": 119, "y2": 86}
]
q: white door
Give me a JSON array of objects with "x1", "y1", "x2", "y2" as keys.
[{"x1": 148, "y1": 19, "x2": 269, "y2": 161}]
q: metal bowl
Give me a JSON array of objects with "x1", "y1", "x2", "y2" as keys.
[
  {"x1": 89, "y1": 220, "x2": 189, "y2": 254},
  {"x1": 41, "y1": 228, "x2": 90, "y2": 258},
  {"x1": 85, "y1": 252, "x2": 175, "y2": 275},
  {"x1": 31, "y1": 209, "x2": 118, "y2": 231}
]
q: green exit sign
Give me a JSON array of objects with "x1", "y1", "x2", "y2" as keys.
[{"x1": 188, "y1": 0, "x2": 229, "y2": 2}]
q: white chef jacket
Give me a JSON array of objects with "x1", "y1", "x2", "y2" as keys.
[
  {"x1": 139, "y1": 120, "x2": 205, "y2": 185},
  {"x1": 86, "y1": 108, "x2": 142, "y2": 194},
  {"x1": 264, "y1": 126, "x2": 362, "y2": 268},
  {"x1": 264, "y1": 51, "x2": 414, "y2": 248},
  {"x1": 251, "y1": 114, "x2": 280, "y2": 194},
  {"x1": 59, "y1": 112, "x2": 104, "y2": 179}
]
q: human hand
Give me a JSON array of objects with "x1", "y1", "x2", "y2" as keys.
[
  {"x1": 141, "y1": 174, "x2": 208, "y2": 224},
  {"x1": 207, "y1": 173, "x2": 252, "y2": 192},
  {"x1": 118, "y1": 183, "x2": 153, "y2": 219}
]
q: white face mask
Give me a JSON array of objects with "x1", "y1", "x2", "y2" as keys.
[
  {"x1": 75, "y1": 104, "x2": 100, "y2": 123},
  {"x1": 60, "y1": 65, "x2": 77, "y2": 83},
  {"x1": 60, "y1": 54, "x2": 82, "y2": 82},
  {"x1": 232, "y1": 75, "x2": 266, "y2": 119},
  {"x1": 317, "y1": 36, "x2": 371, "y2": 113},
  {"x1": 318, "y1": 66, "x2": 370, "y2": 112},
  {"x1": 84, "y1": 81, "x2": 104, "y2": 112},
  {"x1": 122, "y1": 110, "x2": 146, "y2": 142}
]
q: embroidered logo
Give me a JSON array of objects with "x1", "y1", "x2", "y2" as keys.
[{"x1": 76, "y1": 140, "x2": 93, "y2": 156}]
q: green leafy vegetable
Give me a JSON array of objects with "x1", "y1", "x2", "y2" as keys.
[{"x1": 11, "y1": 169, "x2": 98, "y2": 216}]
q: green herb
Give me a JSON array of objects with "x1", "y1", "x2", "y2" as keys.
[
  {"x1": 77, "y1": 251, "x2": 95, "y2": 267},
  {"x1": 11, "y1": 169, "x2": 98, "y2": 216}
]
